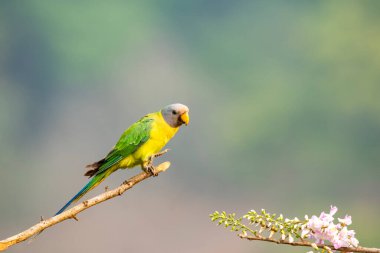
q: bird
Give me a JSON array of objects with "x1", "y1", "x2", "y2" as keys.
[{"x1": 55, "y1": 103, "x2": 189, "y2": 215}]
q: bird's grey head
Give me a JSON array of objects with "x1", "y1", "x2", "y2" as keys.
[{"x1": 161, "y1": 103, "x2": 190, "y2": 128}]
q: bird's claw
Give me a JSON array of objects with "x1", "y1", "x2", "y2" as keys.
[
  {"x1": 147, "y1": 149, "x2": 170, "y2": 163},
  {"x1": 154, "y1": 149, "x2": 170, "y2": 158},
  {"x1": 146, "y1": 165, "x2": 158, "y2": 177},
  {"x1": 144, "y1": 149, "x2": 169, "y2": 177}
]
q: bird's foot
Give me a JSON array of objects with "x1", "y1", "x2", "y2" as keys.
[
  {"x1": 143, "y1": 150, "x2": 169, "y2": 177},
  {"x1": 143, "y1": 164, "x2": 158, "y2": 177},
  {"x1": 153, "y1": 149, "x2": 170, "y2": 158},
  {"x1": 147, "y1": 149, "x2": 170, "y2": 165}
]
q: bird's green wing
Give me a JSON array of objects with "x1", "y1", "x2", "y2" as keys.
[{"x1": 94, "y1": 116, "x2": 154, "y2": 176}]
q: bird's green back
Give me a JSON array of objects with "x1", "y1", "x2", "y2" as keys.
[{"x1": 94, "y1": 115, "x2": 154, "y2": 176}]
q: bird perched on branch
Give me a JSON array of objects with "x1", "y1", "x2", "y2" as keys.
[{"x1": 55, "y1": 103, "x2": 189, "y2": 215}]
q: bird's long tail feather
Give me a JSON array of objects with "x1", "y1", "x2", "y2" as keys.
[{"x1": 55, "y1": 173, "x2": 106, "y2": 216}]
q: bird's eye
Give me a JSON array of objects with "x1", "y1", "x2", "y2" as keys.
[{"x1": 172, "y1": 110, "x2": 177, "y2": 115}]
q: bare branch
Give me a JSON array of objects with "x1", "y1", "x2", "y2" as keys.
[
  {"x1": 0, "y1": 161, "x2": 171, "y2": 251},
  {"x1": 239, "y1": 234, "x2": 380, "y2": 253}
]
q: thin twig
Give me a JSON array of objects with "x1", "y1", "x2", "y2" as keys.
[
  {"x1": 0, "y1": 161, "x2": 171, "y2": 251},
  {"x1": 239, "y1": 234, "x2": 380, "y2": 253}
]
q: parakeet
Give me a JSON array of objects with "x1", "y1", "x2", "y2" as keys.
[{"x1": 55, "y1": 103, "x2": 189, "y2": 215}]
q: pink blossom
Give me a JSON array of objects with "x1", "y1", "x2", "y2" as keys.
[
  {"x1": 330, "y1": 206, "x2": 338, "y2": 216},
  {"x1": 350, "y1": 236, "x2": 359, "y2": 247},
  {"x1": 319, "y1": 212, "x2": 334, "y2": 224},
  {"x1": 301, "y1": 228, "x2": 310, "y2": 238},
  {"x1": 325, "y1": 223, "x2": 338, "y2": 238},
  {"x1": 307, "y1": 215, "x2": 323, "y2": 230},
  {"x1": 303, "y1": 206, "x2": 359, "y2": 250},
  {"x1": 332, "y1": 227, "x2": 351, "y2": 249},
  {"x1": 338, "y1": 215, "x2": 352, "y2": 226}
]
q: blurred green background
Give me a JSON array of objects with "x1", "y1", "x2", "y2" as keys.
[{"x1": 0, "y1": 1, "x2": 379, "y2": 252}]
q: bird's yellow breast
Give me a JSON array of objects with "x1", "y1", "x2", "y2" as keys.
[{"x1": 119, "y1": 111, "x2": 179, "y2": 168}]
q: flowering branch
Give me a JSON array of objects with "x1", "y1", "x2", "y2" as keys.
[
  {"x1": 0, "y1": 161, "x2": 171, "y2": 252},
  {"x1": 239, "y1": 233, "x2": 380, "y2": 253},
  {"x1": 210, "y1": 207, "x2": 380, "y2": 253}
]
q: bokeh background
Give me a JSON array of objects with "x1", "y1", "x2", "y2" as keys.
[{"x1": 1, "y1": 1, "x2": 379, "y2": 252}]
